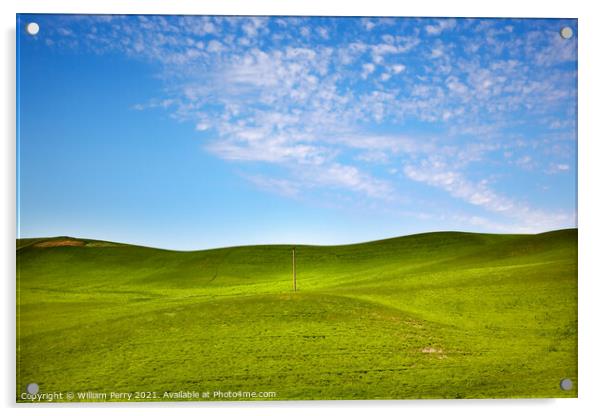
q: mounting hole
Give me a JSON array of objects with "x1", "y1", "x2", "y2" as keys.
[
  {"x1": 26, "y1": 383, "x2": 39, "y2": 394},
  {"x1": 26, "y1": 22, "x2": 40, "y2": 36},
  {"x1": 560, "y1": 378, "x2": 573, "y2": 391},
  {"x1": 560, "y1": 26, "x2": 573, "y2": 40}
]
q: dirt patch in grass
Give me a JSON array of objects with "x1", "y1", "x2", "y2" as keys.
[
  {"x1": 34, "y1": 239, "x2": 85, "y2": 248},
  {"x1": 421, "y1": 347, "x2": 448, "y2": 359}
]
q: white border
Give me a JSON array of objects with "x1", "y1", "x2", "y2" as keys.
[{"x1": 3, "y1": 1, "x2": 601, "y2": 415}]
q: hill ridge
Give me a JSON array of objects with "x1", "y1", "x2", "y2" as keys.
[{"x1": 17, "y1": 227, "x2": 577, "y2": 253}]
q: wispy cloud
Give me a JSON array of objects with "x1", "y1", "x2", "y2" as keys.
[
  {"x1": 39, "y1": 15, "x2": 578, "y2": 232},
  {"x1": 425, "y1": 19, "x2": 457, "y2": 35},
  {"x1": 403, "y1": 157, "x2": 573, "y2": 231}
]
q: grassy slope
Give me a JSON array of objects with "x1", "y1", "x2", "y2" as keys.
[{"x1": 16, "y1": 229, "x2": 577, "y2": 400}]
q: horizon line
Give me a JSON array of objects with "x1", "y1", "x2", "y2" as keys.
[{"x1": 16, "y1": 227, "x2": 578, "y2": 253}]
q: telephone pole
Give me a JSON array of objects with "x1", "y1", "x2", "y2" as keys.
[{"x1": 292, "y1": 246, "x2": 297, "y2": 292}]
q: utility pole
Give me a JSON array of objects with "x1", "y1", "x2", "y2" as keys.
[{"x1": 292, "y1": 246, "x2": 297, "y2": 292}]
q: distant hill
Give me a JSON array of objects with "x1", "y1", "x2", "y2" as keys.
[{"x1": 16, "y1": 229, "x2": 577, "y2": 400}]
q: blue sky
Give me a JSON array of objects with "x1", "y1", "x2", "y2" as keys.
[{"x1": 17, "y1": 15, "x2": 577, "y2": 250}]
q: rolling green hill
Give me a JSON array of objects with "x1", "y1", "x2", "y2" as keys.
[{"x1": 16, "y1": 229, "x2": 577, "y2": 401}]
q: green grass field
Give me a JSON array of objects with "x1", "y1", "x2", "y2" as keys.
[{"x1": 16, "y1": 229, "x2": 577, "y2": 401}]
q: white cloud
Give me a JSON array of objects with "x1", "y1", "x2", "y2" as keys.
[
  {"x1": 372, "y1": 43, "x2": 400, "y2": 55},
  {"x1": 362, "y1": 19, "x2": 376, "y2": 31},
  {"x1": 403, "y1": 164, "x2": 513, "y2": 212},
  {"x1": 202, "y1": 21, "x2": 216, "y2": 34},
  {"x1": 246, "y1": 162, "x2": 394, "y2": 201},
  {"x1": 206, "y1": 39, "x2": 224, "y2": 53},
  {"x1": 207, "y1": 135, "x2": 331, "y2": 165},
  {"x1": 242, "y1": 17, "x2": 268, "y2": 37},
  {"x1": 337, "y1": 134, "x2": 433, "y2": 155},
  {"x1": 310, "y1": 163, "x2": 394, "y2": 199},
  {"x1": 546, "y1": 163, "x2": 571, "y2": 174},
  {"x1": 316, "y1": 27, "x2": 329, "y2": 39},
  {"x1": 446, "y1": 76, "x2": 468, "y2": 95},
  {"x1": 371, "y1": 37, "x2": 420, "y2": 63},
  {"x1": 403, "y1": 159, "x2": 573, "y2": 231},
  {"x1": 515, "y1": 155, "x2": 534, "y2": 169},
  {"x1": 430, "y1": 48, "x2": 444, "y2": 58},
  {"x1": 361, "y1": 63, "x2": 375, "y2": 79},
  {"x1": 391, "y1": 64, "x2": 406, "y2": 74},
  {"x1": 49, "y1": 16, "x2": 576, "y2": 230},
  {"x1": 300, "y1": 26, "x2": 310, "y2": 37},
  {"x1": 425, "y1": 19, "x2": 457, "y2": 36},
  {"x1": 357, "y1": 150, "x2": 390, "y2": 164}
]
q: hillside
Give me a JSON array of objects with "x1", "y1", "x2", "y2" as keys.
[{"x1": 16, "y1": 229, "x2": 578, "y2": 400}]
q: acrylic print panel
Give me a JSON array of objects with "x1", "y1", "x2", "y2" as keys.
[{"x1": 16, "y1": 14, "x2": 577, "y2": 402}]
